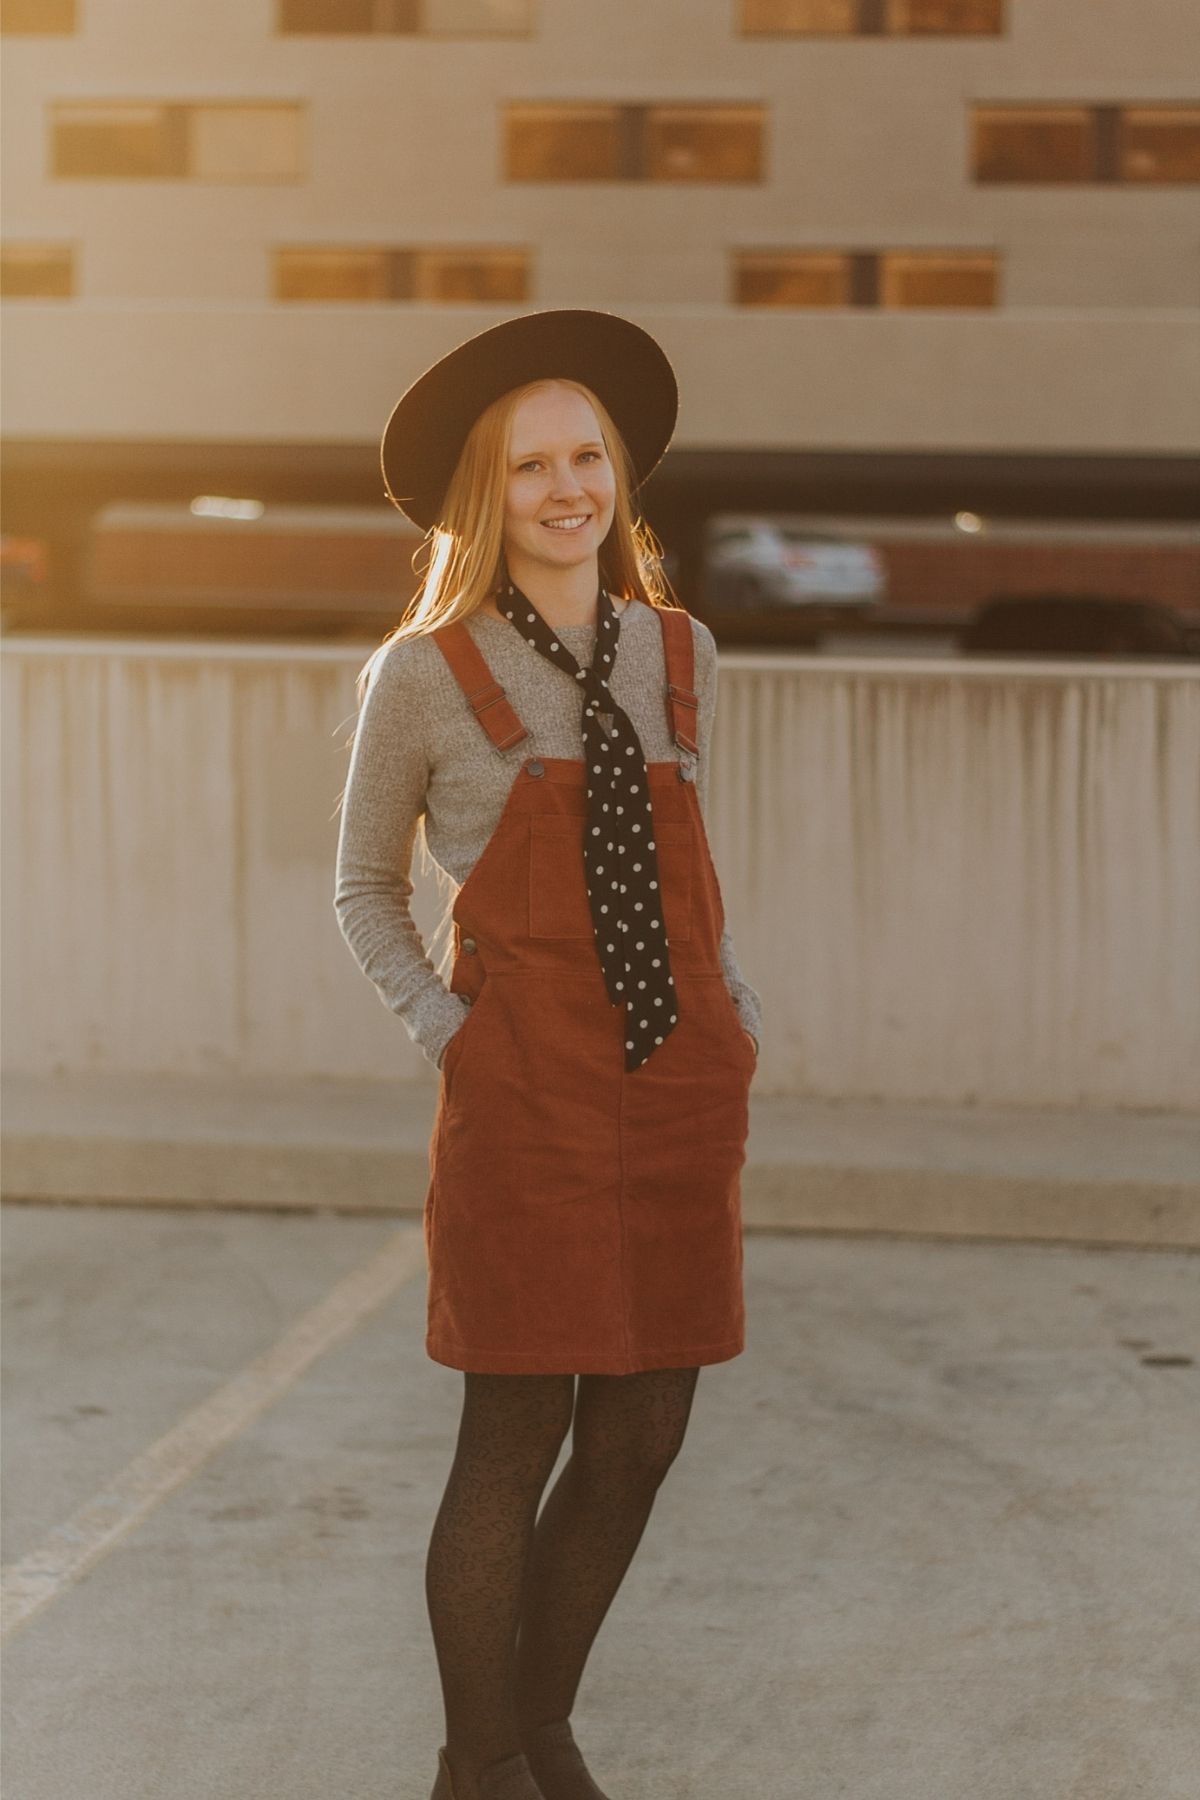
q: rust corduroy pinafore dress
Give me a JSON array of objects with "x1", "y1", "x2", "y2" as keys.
[{"x1": 424, "y1": 603, "x2": 754, "y2": 1376}]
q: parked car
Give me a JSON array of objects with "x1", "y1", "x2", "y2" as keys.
[
  {"x1": 959, "y1": 593, "x2": 1194, "y2": 657},
  {"x1": 701, "y1": 513, "x2": 887, "y2": 614}
]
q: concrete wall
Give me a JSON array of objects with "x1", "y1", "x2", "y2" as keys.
[
  {"x1": 4, "y1": 303, "x2": 1199, "y2": 454},
  {"x1": 4, "y1": 637, "x2": 1197, "y2": 1109}
]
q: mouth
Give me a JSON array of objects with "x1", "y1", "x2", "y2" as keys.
[{"x1": 540, "y1": 513, "x2": 592, "y2": 533}]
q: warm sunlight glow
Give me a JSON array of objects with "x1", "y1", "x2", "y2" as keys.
[{"x1": 189, "y1": 495, "x2": 265, "y2": 520}]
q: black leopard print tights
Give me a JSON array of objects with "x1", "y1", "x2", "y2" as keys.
[{"x1": 425, "y1": 1367, "x2": 700, "y2": 1784}]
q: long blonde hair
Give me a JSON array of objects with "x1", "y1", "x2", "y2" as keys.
[{"x1": 355, "y1": 377, "x2": 679, "y2": 707}]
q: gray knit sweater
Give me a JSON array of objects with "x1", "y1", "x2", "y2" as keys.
[{"x1": 333, "y1": 597, "x2": 763, "y2": 1071}]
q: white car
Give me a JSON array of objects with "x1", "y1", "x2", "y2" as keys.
[{"x1": 702, "y1": 514, "x2": 886, "y2": 613}]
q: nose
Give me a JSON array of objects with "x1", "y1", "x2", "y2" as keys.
[{"x1": 548, "y1": 459, "x2": 586, "y2": 500}]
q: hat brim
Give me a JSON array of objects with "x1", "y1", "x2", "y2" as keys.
[{"x1": 380, "y1": 308, "x2": 678, "y2": 530}]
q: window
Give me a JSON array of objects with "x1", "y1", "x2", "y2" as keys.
[
  {"x1": 51, "y1": 103, "x2": 304, "y2": 180},
  {"x1": 734, "y1": 249, "x2": 998, "y2": 307},
  {"x1": 506, "y1": 104, "x2": 765, "y2": 182},
  {"x1": 277, "y1": 0, "x2": 534, "y2": 33},
  {"x1": 879, "y1": 252, "x2": 997, "y2": 307},
  {"x1": 739, "y1": 0, "x2": 1003, "y2": 33},
  {"x1": 739, "y1": 1, "x2": 855, "y2": 35},
  {"x1": 277, "y1": 249, "x2": 393, "y2": 302},
  {"x1": 644, "y1": 107, "x2": 764, "y2": 181},
  {"x1": 280, "y1": 0, "x2": 413, "y2": 26},
  {"x1": 1120, "y1": 108, "x2": 1200, "y2": 183},
  {"x1": 1, "y1": 0, "x2": 75, "y2": 31},
  {"x1": 973, "y1": 105, "x2": 1200, "y2": 184},
  {"x1": 0, "y1": 242, "x2": 74, "y2": 297},
  {"x1": 506, "y1": 106, "x2": 623, "y2": 180},
  {"x1": 52, "y1": 104, "x2": 188, "y2": 178},
  {"x1": 411, "y1": 248, "x2": 528, "y2": 300},
  {"x1": 735, "y1": 251, "x2": 850, "y2": 306},
  {"x1": 887, "y1": 0, "x2": 1002, "y2": 29},
  {"x1": 275, "y1": 246, "x2": 530, "y2": 301},
  {"x1": 973, "y1": 107, "x2": 1098, "y2": 182}
]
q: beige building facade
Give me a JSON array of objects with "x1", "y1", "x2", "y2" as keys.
[{"x1": 2, "y1": 0, "x2": 1198, "y2": 567}]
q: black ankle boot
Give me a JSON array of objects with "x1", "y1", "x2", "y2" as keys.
[
  {"x1": 519, "y1": 1719, "x2": 614, "y2": 1800},
  {"x1": 431, "y1": 1745, "x2": 547, "y2": 1800}
]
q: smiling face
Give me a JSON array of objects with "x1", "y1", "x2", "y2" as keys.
[{"x1": 501, "y1": 382, "x2": 617, "y2": 588}]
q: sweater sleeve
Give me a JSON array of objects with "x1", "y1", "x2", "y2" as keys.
[
  {"x1": 333, "y1": 641, "x2": 472, "y2": 1071},
  {"x1": 690, "y1": 618, "x2": 764, "y2": 1052}
]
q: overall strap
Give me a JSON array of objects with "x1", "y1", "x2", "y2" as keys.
[
  {"x1": 431, "y1": 620, "x2": 530, "y2": 752},
  {"x1": 657, "y1": 606, "x2": 700, "y2": 755}
]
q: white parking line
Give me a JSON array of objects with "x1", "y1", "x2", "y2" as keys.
[{"x1": 1, "y1": 1226, "x2": 428, "y2": 1641}]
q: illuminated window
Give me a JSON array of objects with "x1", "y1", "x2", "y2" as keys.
[
  {"x1": 739, "y1": 0, "x2": 855, "y2": 33},
  {"x1": 644, "y1": 107, "x2": 764, "y2": 181},
  {"x1": 276, "y1": 249, "x2": 393, "y2": 301},
  {"x1": 275, "y1": 247, "x2": 530, "y2": 302},
  {"x1": 506, "y1": 104, "x2": 765, "y2": 182},
  {"x1": 735, "y1": 252, "x2": 851, "y2": 306},
  {"x1": 52, "y1": 105, "x2": 188, "y2": 178},
  {"x1": 972, "y1": 107, "x2": 1097, "y2": 182},
  {"x1": 0, "y1": 242, "x2": 74, "y2": 296},
  {"x1": 739, "y1": 0, "x2": 1002, "y2": 31},
  {"x1": 51, "y1": 103, "x2": 304, "y2": 180},
  {"x1": 280, "y1": 0, "x2": 411, "y2": 26},
  {"x1": 886, "y1": 0, "x2": 1002, "y2": 30},
  {"x1": 879, "y1": 252, "x2": 997, "y2": 306},
  {"x1": 506, "y1": 106, "x2": 624, "y2": 180},
  {"x1": 1, "y1": 0, "x2": 76, "y2": 31},
  {"x1": 734, "y1": 249, "x2": 997, "y2": 307},
  {"x1": 277, "y1": 0, "x2": 534, "y2": 33},
  {"x1": 1120, "y1": 108, "x2": 1200, "y2": 183},
  {"x1": 974, "y1": 104, "x2": 1200, "y2": 183},
  {"x1": 412, "y1": 248, "x2": 528, "y2": 300}
]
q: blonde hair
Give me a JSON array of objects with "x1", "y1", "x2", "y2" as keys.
[{"x1": 355, "y1": 377, "x2": 679, "y2": 707}]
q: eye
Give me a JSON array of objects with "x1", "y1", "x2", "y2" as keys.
[{"x1": 515, "y1": 450, "x2": 603, "y2": 473}]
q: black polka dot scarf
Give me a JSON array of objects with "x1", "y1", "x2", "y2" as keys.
[{"x1": 498, "y1": 580, "x2": 678, "y2": 1072}]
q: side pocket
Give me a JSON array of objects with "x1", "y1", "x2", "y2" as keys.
[
  {"x1": 440, "y1": 987, "x2": 485, "y2": 1088},
  {"x1": 718, "y1": 984, "x2": 758, "y2": 1077}
]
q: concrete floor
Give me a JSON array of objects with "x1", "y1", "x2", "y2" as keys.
[{"x1": 2, "y1": 1204, "x2": 1198, "y2": 1800}]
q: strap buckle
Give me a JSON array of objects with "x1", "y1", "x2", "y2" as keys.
[
  {"x1": 466, "y1": 679, "x2": 528, "y2": 752},
  {"x1": 667, "y1": 682, "x2": 699, "y2": 756},
  {"x1": 466, "y1": 678, "x2": 507, "y2": 716}
]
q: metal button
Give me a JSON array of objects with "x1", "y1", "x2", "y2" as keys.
[
  {"x1": 462, "y1": 936, "x2": 477, "y2": 954},
  {"x1": 677, "y1": 758, "x2": 696, "y2": 783},
  {"x1": 526, "y1": 759, "x2": 545, "y2": 778}
]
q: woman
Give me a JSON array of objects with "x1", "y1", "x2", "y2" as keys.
[{"x1": 333, "y1": 309, "x2": 762, "y2": 1800}]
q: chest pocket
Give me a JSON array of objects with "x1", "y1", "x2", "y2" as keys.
[{"x1": 528, "y1": 813, "x2": 694, "y2": 944}]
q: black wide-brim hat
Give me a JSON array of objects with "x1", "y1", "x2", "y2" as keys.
[{"x1": 380, "y1": 308, "x2": 678, "y2": 530}]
